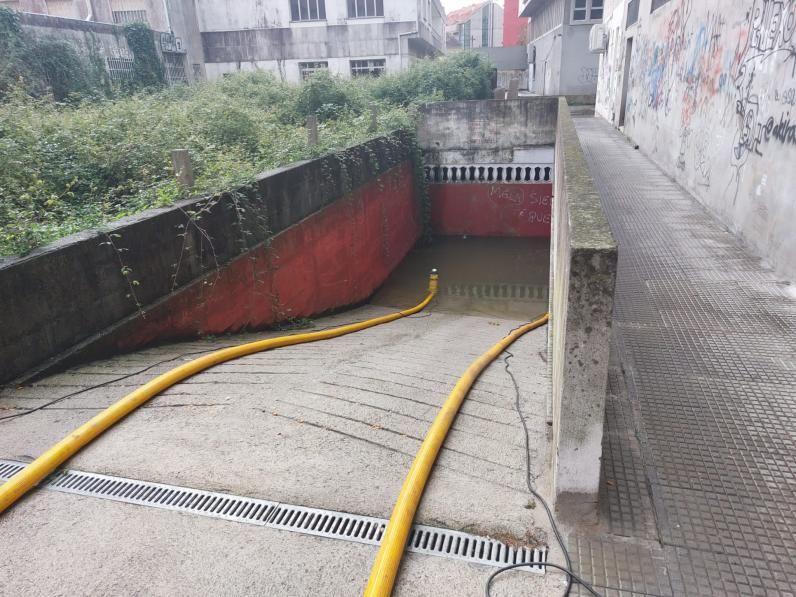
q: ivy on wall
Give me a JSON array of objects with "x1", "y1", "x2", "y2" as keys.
[{"x1": 123, "y1": 23, "x2": 165, "y2": 90}]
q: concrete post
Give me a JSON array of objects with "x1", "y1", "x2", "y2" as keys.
[
  {"x1": 508, "y1": 79, "x2": 520, "y2": 99},
  {"x1": 493, "y1": 88, "x2": 507, "y2": 100},
  {"x1": 307, "y1": 115, "x2": 319, "y2": 146},
  {"x1": 171, "y1": 149, "x2": 194, "y2": 188}
]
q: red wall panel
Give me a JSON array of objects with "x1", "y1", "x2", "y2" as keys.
[
  {"x1": 430, "y1": 183, "x2": 552, "y2": 237},
  {"x1": 105, "y1": 161, "x2": 420, "y2": 352}
]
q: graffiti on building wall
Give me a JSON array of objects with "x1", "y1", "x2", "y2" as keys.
[{"x1": 620, "y1": 0, "x2": 796, "y2": 196}]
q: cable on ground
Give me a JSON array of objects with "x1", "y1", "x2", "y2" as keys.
[{"x1": 484, "y1": 348, "x2": 601, "y2": 597}]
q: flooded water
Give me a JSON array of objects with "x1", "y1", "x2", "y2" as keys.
[{"x1": 371, "y1": 237, "x2": 550, "y2": 320}]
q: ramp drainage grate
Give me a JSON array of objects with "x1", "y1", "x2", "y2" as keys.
[{"x1": 0, "y1": 459, "x2": 546, "y2": 573}]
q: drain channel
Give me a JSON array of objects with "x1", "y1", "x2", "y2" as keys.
[{"x1": 0, "y1": 459, "x2": 546, "y2": 572}]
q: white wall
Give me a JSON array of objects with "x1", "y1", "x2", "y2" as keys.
[
  {"x1": 196, "y1": 0, "x2": 418, "y2": 32},
  {"x1": 527, "y1": 0, "x2": 600, "y2": 96},
  {"x1": 205, "y1": 53, "x2": 403, "y2": 84},
  {"x1": 596, "y1": 0, "x2": 796, "y2": 281}
]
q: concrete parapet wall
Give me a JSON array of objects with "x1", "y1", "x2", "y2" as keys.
[
  {"x1": 0, "y1": 134, "x2": 419, "y2": 384},
  {"x1": 550, "y1": 98, "x2": 617, "y2": 504},
  {"x1": 417, "y1": 98, "x2": 558, "y2": 164}
]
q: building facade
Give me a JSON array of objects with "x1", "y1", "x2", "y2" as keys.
[
  {"x1": 446, "y1": 1, "x2": 504, "y2": 50},
  {"x1": 595, "y1": 0, "x2": 796, "y2": 281},
  {"x1": 502, "y1": 0, "x2": 529, "y2": 47},
  {"x1": 520, "y1": 0, "x2": 602, "y2": 98},
  {"x1": 0, "y1": 0, "x2": 206, "y2": 82},
  {"x1": 197, "y1": 0, "x2": 446, "y2": 83}
]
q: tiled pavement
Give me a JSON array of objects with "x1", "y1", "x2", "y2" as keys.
[{"x1": 571, "y1": 116, "x2": 796, "y2": 596}]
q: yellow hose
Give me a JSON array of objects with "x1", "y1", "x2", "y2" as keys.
[
  {"x1": 0, "y1": 272, "x2": 440, "y2": 515},
  {"x1": 364, "y1": 312, "x2": 550, "y2": 597}
]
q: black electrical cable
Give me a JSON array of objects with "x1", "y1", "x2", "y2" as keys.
[
  {"x1": 0, "y1": 347, "x2": 230, "y2": 423},
  {"x1": 483, "y1": 345, "x2": 602, "y2": 597},
  {"x1": 485, "y1": 562, "x2": 601, "y2": 597}
]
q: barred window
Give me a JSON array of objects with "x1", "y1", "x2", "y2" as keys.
[
  {"x1": 347, "y1": 0, "x2": 384, "y2": 18},
  {"x1": 299, "y1": 61, "x2": 329, "y2": 80},
  {"x1": 162, "y1": 52, "x2": 188, "y2": 85},
  {"x1": 350, "y1": 58, "x2": 386, "y2": 77},
  {"x1": 112, "y1": 10, "x2": 148, "y2": 25},
  {"x1": 290, "y1": 0, "x2": 326, "y2": 21},
  {"x1": 107, "y1": 57, "x2": 135, "y2": 82}
]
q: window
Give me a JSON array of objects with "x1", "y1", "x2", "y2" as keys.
[
  {"x1": 651, "y1": 0, "x2": 670, "y2": 11},
  {"x1": 112, "y1": 10, "x2": 148, "y2": 25},
  {"x1": 481, "y1": 7, "x2": 489, "y2": 47},
  {"x1": 571, "y1": 0, "x2": 603, "y2": 23},
  {"x1": 162, "y1": 53, "x2": 188, "y2": 85},
  {"x1": 347, "y1": 0, "x2": 383, "y2": 18},
  {"x1": 299, "y1": 61, "x2": 329, "y2": 80},
  {"x1": 350, "y1": 58, "x2": 386, "y2": 77},
  {"x1": 107, "y1": 57, "x2": 135, "y2": 82},
  {"x1": 460, "y1": 21, "x2": 471, "y2": 49},
  {"x1": 626, "y1": 0, "x2": 639, "y2": 26},
  {"x1": 290, "y1": 0, "x2": 326, "y2": 21}
]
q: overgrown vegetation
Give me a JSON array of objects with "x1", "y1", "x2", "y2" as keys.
[
  {"x1": 0, "y1": 44, "x2": 494, "y2": 256},
  {"x1": 0, "y1": 8, "x2": 107, "y2": 101}
]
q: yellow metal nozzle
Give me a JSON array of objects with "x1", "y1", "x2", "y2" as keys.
[{"x1": 428, "y1": 268, "x2": 439, "y2": 294}]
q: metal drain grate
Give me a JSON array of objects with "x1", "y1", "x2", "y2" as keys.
[{"x1": 0, "y1": 460, "x2": 546, "y2": 572}]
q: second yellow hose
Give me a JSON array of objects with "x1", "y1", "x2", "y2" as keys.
[{"x1": 364, "y1": 312, "x2": 550, "y2": 596}]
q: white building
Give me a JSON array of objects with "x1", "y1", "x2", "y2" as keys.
[
  {"x1": 520, "y1": 0, "x2": 603, "y2": 98},
  {"x1": 0, "y1": 0, "x2": 206, "y2": 82},
  {"x1": 198, "y1": 0, "x2": 447, "y2": 83},
  {"x1": 446, "y1": 1, "x2": 503, "y2": 50},
  {"x1": 2, "y1": 0, "x2": 447, "y2": 85}
]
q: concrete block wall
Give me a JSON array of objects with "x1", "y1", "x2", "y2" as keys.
[
  {"x1": 0, "y1": 133, "x2": 419, "y2": 384},
  {"x1": 550, "y1": 98, "x2": 617, "y2": 506}
]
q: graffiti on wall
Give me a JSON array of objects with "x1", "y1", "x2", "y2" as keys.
[
  {"x1": 732, "y1": 0, "x2": 796, "y2": 160},
  {"x1": 620, "y1": 0, "x2": 796, "y2": 196}
]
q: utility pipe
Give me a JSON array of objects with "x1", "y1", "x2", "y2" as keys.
[
  {"x1": 364, "y1": 312, "x2": 550, "y2": 596},
  {"x1": 0, "y1": 271, "x2": 439, "y2": 515}
]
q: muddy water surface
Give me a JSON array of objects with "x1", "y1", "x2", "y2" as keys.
[{"x1": 371, "y1": 237, "x2": 550, "y2": 320}]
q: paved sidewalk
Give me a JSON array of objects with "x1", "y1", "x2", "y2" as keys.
[{"x1": 572, "y1": 116, "x2": 796, "y2": 596}]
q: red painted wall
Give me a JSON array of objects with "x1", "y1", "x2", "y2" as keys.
[
  {"x1": 430, "y1": 183, "x2": 552, "y2": 237},
  {"x1": 503, "y1": 0, "x2": 529, "y2": 47},
  {"x1": 104, "y1": 161, "x2": 420, "y2": 352}
]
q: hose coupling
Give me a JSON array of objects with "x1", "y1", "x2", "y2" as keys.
[{"x1": 428, "y1": 268, "x2": 439, "y2": 294}]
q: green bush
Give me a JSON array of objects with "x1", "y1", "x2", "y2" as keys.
[
  {"x1": 0, "y1": 49, "x2": 494, "y2": 256},
  {"x1": 370, "y1": 52, "x2": 494, "y2": 106},
  {"x1": 295, "y1": 70, "x2": 363, "y2": 121}
]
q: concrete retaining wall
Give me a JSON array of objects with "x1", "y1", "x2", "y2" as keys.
[
  {"x1": 417, "y1": 98, "x2": 557, "y2": 237},
  {"x1": 0, "y1": 134, "x2": 419, "y2": 384},
  {"x1": 417, "y1": 98, "x2": 558, "y2": 164},
  {"x1": 550, "y1": 98, "x2": 617, "y2": 505},
  {"x1": 430, "y1": 183, "x2": 552, "y2": 237}
]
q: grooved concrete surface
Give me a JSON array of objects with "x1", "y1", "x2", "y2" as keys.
[
  {"x1": 0, "y1": 303, "x2": 564, "y2": 596},
  {"x1": 572, "y1": 116, "x2": 796, "y2": 596}
]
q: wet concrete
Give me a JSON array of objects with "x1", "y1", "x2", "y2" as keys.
[{"x1": 372, "y1": 236, "x2": 550, "y2": 320}]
